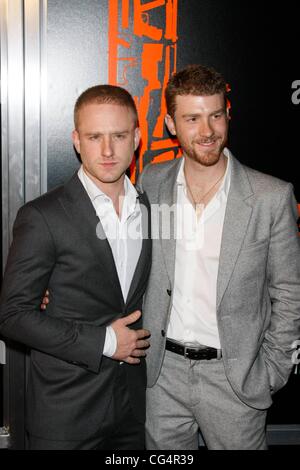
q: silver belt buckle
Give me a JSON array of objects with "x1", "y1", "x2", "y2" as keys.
[{"x1": 184, "y1": 343, "x2": 199, "y2": 358}]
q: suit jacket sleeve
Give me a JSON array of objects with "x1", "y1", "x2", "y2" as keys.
[
  {"x1": 0, "y1": 203, "x2": 106, "y2": 373},
  {"x1": 262, "y1": 183, "x2": 300, "y2": 392}
]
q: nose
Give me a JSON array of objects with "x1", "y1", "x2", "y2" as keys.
[
  {"x1": 101, "y1": 136, "x2": 114, "y2": 158},
  {"x1": 199, "y1": 118, "x2": 214, "y2": 138}
]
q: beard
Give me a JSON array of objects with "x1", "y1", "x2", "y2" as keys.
[{"x1": 181, "y1": 135, "x2": 227, "y2": 167}]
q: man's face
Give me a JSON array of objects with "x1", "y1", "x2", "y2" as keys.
[
  {"x1": 165, "y1": 93, "x2": 229, "y2": 167},
  {"x1": 72, "y1": 102, "x2": 140, "y2": 188}
]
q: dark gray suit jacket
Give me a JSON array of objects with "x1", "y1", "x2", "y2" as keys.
[{"x1": 0, "y1": 173, "x2": 152, "y2": 440}]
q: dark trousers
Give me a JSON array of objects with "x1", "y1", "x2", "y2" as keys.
[{"x1": 27, "y1": 364, "x2": 145, "y2": 450}]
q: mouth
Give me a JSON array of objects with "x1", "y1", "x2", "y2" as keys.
[
  {"x1": 100, "y1": 162, "x2": 118, "y2": 167},
  {"x1": 195, "y1": 140, "x2": 217, "y2": 148}
]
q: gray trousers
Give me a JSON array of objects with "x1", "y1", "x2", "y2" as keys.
[{"x1": 146, "y1": 349, "x2": 268, "y2": 450}]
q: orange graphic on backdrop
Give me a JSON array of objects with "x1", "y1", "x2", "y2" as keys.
[{"x1": 108, "y1": 0, "x2": 180, "y2": 182}]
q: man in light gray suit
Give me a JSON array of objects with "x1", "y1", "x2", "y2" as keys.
[{"x1": 138, "y1": 64, "x2": 300, "y2": 449}]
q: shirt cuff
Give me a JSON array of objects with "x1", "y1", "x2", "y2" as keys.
[{"x1": 103, "y1": 325, "x2": 117, "y2": 357}]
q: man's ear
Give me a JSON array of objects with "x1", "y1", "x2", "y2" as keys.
[
  {"x1": 72, "y1": 130, "x2": 80, "y2": 154},
  {"x1": 134, "y1": 127, "x2": 141, "y2": 151},
  {"x1": 165, "y1": 114, "x2": 176, "y2": 136}
]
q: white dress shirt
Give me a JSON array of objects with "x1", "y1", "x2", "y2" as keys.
[
  {"x1": 78, "y1": 166, "x2": 142, "y2": 356},
  {"x1": 167, "y1": 149, "x2": 232, "y2": 348}
]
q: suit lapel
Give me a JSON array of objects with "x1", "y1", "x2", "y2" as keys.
[
  {"x1": 126, "y1": 191, "x2": 152, "y2": 305},
  {"x1": 216, "y1": 157, "x2": 254, "y2": 308},
  {"x1": 59, "y1": 173, "x2": 123, "y2": 303},
  {"x1": 158, "y1": 159, "x2": 182, "y2": 287}
]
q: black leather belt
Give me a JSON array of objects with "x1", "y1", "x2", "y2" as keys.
[{"x1": 166, "y1": 339, "x2": 222, "y2": 360}]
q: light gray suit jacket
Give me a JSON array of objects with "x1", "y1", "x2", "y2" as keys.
[{"x1": 138, "y1": 154, "x2": 300, "y2": 409}]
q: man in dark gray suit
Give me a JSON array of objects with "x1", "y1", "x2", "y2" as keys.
[
  {"x1": 0, "y1": 85, "x2": 151, "y2": 449},
  {"x1": 138, "y1": 64, "x2": 300, "y2": 449}
]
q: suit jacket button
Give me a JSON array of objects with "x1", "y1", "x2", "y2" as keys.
[
  {"x1": 161, "y1": 330, "x2": 166, "y2": 337},
  {"x1": 167, "y1": 289, "x2": 171, "y2": 296}
]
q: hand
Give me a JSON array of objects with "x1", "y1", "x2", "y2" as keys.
[
  {"x1": 111, "y1": 310, "x2": 150, "y2": 364},
  {"x1": 40, "y1": 290, "x2": 49, "y2": 310}
]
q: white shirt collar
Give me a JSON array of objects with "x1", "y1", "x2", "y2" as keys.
[
  {"x1": 78, "y1": 165, "x2": 139, "y2": 220},
  {"x1": 78, "y1": 165, "x2": 139, "y2": 207}
]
